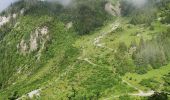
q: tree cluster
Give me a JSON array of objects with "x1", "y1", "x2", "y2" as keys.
[{"x1": 132, "y1": 28, "x2": 170, "y2": 74}]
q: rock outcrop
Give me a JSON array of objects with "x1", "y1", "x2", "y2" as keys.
[{"x1": 105, "y1": 2, "x2": 121, "y2": 16}]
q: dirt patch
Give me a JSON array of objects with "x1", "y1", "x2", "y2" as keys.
[
  {"x1": 66, "y1": 22, "x2": 73, "y2": 29},
  {"x1": 17, "y1": 89, "x2": 41, "y2": 100},
  {"x1": 93, "y1": 21, "x2": 119, "y2": 50},
  {"x1": 28, "y1": 89, "x2": 41, "y2": 98},
  {"x1": 30, "y1": 34, "x2": 38, "y2": 52},
  {"x1": 0, "y1": 16, "x2": 11, "y2": 27},
  {"x1": 18, "y1": 39, "x2": 28, "y2": 54}
]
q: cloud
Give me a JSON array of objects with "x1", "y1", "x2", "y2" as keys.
[
  {"x1": 126, "y1": 0, "x2": 148, "y2": 8},
  {"x1": 42, "y1": 0, "x2": 73, "y2": 6}
]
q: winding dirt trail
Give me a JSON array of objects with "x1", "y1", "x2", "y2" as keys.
[
  {"x1": 79, "y1": 20, "x2": 156, "y2": 99},
  {"x1": 91, "y1": 20, "x2": 157, "y2": 99},
  {"x1": 77, "y1": 20, "x2": 120, "y2": 66},
  {"x1": 104, "y1": 79, "x2": 155, "y2": 100},
  {"x1": 77, "y1": 57, "x2": 98, "y2": 66},
  {"x1": 122, "y1": 80, "x2": 155, "y2": 96},
  {"x1": 94, "y1": 20, "x2": 119, "y2": 51}
]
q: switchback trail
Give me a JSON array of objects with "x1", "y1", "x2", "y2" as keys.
[
  {"x1": 78, "y1": 20, "x2": 120, "y2": 66},
  {"x1": 94, "y1": 20, "x2": 120, "y2": 51},
  {"x1": 104, "y1": 80, "x2": 155, "y2": 100},
  {"x1": 90, "y1": 20, "x2": 157, "y2": 99}
]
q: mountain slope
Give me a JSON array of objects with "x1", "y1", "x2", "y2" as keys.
[{"x1": 0, "y1": 0, "x2": 170, "y2": 100}]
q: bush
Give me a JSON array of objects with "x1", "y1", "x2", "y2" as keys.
[
  {"x1": 8, "y1": 91, "x2": 19, "y2": 100},
  {"x1": 148, "y1": 92, "x2": 168, "y2": 100},
  {"x1": 139, "y1": 78, "x2": 160, "y2": 90},
  {"x1": 149, "y1": 25, "x2": 155, "y2": 30}
]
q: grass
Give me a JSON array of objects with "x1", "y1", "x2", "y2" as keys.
[
  {"x1": 0, "y1": 8, "x2": 169, "y2": 99},
  {"x1": 39, "y1": 60, "x2": 135, "y2": 100},
  {"x1": 0, "y1": 15, "x2": 79, "y2": 99},
  {"x1": 123, "y1": 64, "x2": 170, "y2": 91},
  {"x1": 74, "y1": 17, "x2": 169, "y2": 98},
  {"x1": 102, "y1": 21, "x2": 154, "y2": 48},
  {"x1": 74, "y1": 19, "x2": 117, "y2": 58}
]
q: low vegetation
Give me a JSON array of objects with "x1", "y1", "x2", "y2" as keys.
[{"x1": 0, "y1": 0, "x2": 169, "y2": 99}]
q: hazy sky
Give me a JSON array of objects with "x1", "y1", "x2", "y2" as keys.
[{"x1": 0, "y1": 0, "x2": 18, "y2": 12}]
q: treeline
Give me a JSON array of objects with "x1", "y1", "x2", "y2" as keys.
[
  {"x1": 73, "y1": 0, "x2": 111, "y2": 35},
  {"x1": 8, "y1": 0, "x2": 112, "y2": 35},
  {"x1": 159, "y1": 0, "x2": 170, "y2": 24},
  {"x1": 163, "y1": 72, "x2": 170, "y2": 92},
  {"x1": 113, "y1": 42, "x2": 135, "y2": 75}
]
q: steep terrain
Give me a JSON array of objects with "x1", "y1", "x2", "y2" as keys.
[{"x1": 0, "y1": 0, "x2": 170, "y2": 100}]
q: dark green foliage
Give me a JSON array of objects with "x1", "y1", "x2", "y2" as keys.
[
  {"x1": 139, "y1": 78, "x2": 160, "y2": 90},
  {"x1": 135, "y1": 67, "x2": 148, "y2": 74},
  {"x1": 73, "y1": 0, "x2": 110, "y2": 35},
  {"x1": 67, "y1": 87, "x2": 76, "y2": 100},
  {"x1": 161, "y1": 13, "x2": 170, "y2": 24},
  {"x1": 8, "y1": 91, "x2": 19, "y2": 100},
  {"x1": 159, "y1": 0, "x2": 170, "y2": 24},
  {"x1": 114, "y1": 42, "x2": 135, "y2": 75},
  {"x1": 118, "y1": 42, "x2": 127, "y2": 53},
  {"x1": 148, "y1": 92, "x2": 168, "y2": 100},
  {"x1": 120, "y1": 0, "x2": 135, "y2": 16},
  {"x1": 149, "y1": 25, "x2": 155, "y2": 30},
  {"x1": 162, "y1": 73, "x2": 170, "y2": 92},
  {"x1": 130, "y1": 9, "x2": 156, "y2": 25},
  {"x1": 120, "y1": 0, "x2": 158, "y2": 25},
  {"x1": 119, "y1": 95, "x2": 131, "y2": 100},
  {"x1": 115, "y1": 27, "x2": 124, "y2": 32}
]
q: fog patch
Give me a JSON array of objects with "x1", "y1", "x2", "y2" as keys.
[
  {"x1": 126, "y1": 0, "x2": 148, "y2": 8},
  {"x1": 42, "y1": 0, "x2": 73, "y2": 7}
]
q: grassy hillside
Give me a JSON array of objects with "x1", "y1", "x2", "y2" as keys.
[
  {"x1": 0, "y1": 15, "x2": 79, "y2": 98},
  {"x1": 0, "y1": 0, "x2": 170, "y2": 99}
]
